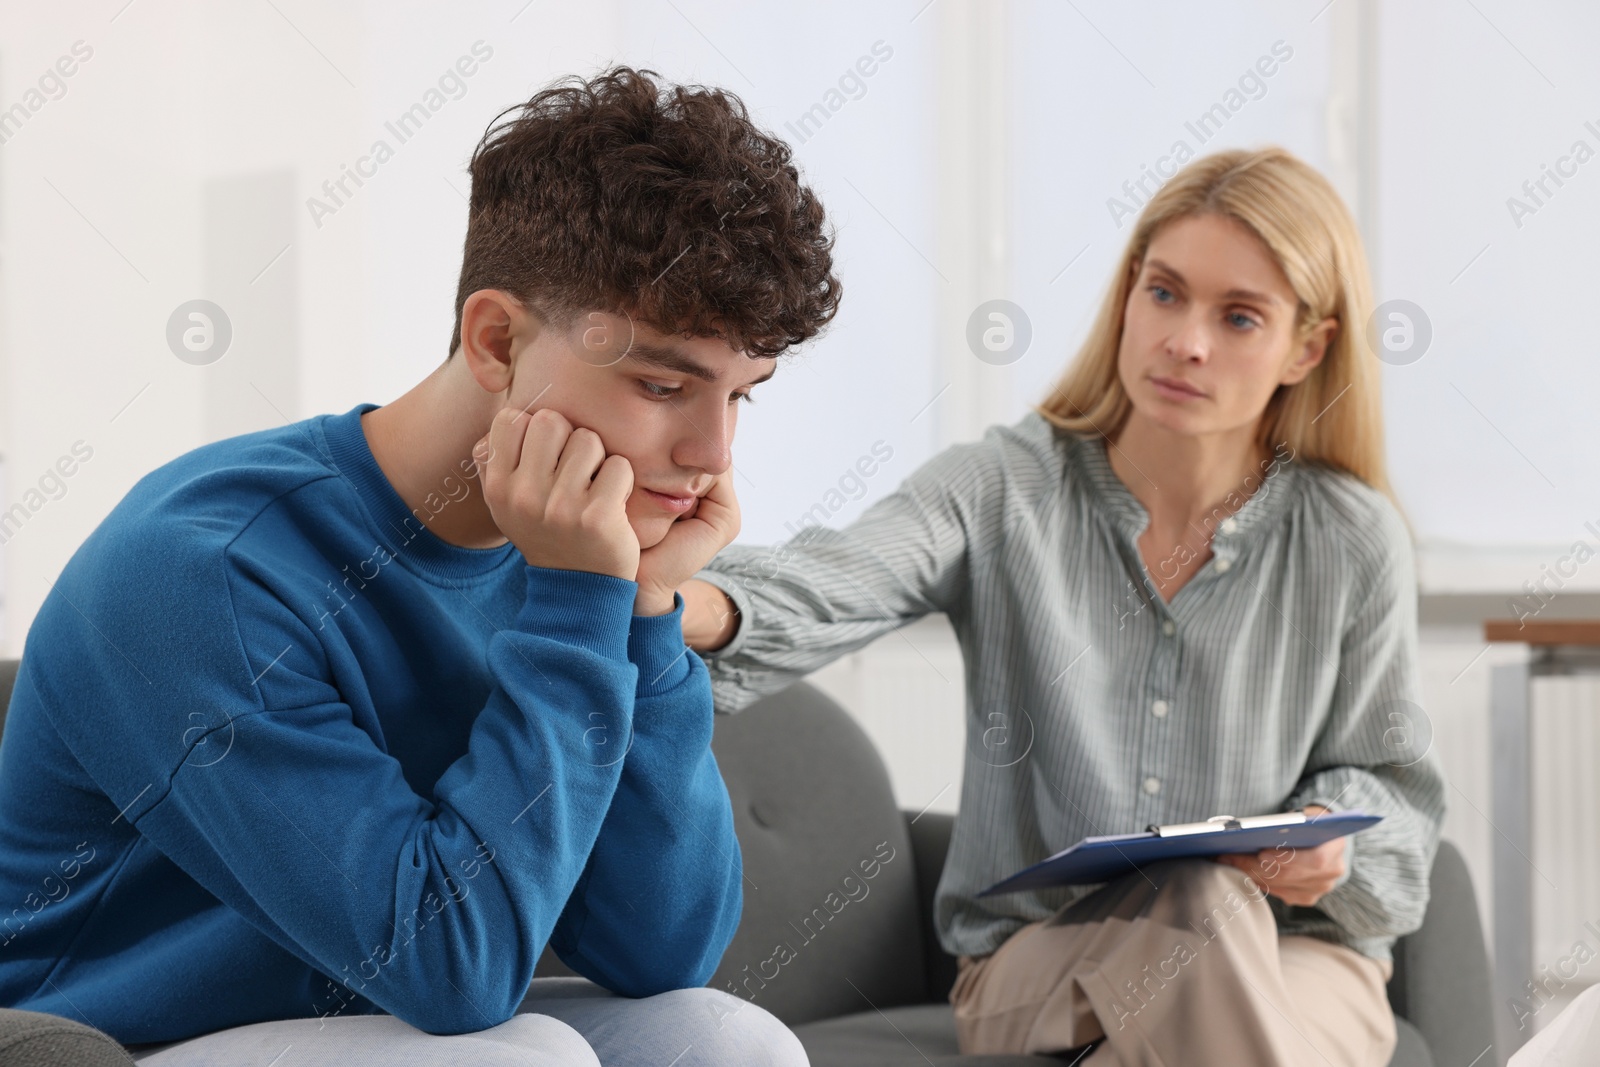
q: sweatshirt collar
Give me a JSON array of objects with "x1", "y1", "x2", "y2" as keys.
[{"x1": 318, "y1": 403, "x2": 518, "y2": 583}]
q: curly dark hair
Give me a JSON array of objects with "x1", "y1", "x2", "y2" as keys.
[{"x1": 448, "y1": 66, "x2": 840, "y2": 360}]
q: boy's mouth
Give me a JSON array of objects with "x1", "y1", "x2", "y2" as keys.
[{"x1": 641, "y1": 487, "x2": 698, "y2": 514}]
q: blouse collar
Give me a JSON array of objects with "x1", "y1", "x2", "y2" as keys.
[{"x1": 1066, "y1": 430, "x2": 1303, "y2": 551}]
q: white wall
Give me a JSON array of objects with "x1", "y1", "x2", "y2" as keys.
[{"x1": 1378, "y1": 0, "x2": 1600, "y2": 551}]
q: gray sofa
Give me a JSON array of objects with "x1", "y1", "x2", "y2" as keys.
[{"x1": 0, "y1": 660, "x2": 1495, "y2": 1066}]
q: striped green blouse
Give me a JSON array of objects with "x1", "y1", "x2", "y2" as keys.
[{"x1": 694, "y1": 411, "x2": 1445, "y2": 963}]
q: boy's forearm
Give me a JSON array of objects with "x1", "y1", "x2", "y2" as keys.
[
  {"x1": 680, "y1": 578, "x2": 740, "y2": 652},
  {"x1": 552, "y1": 641, "x2": 742, "y2": 995}
]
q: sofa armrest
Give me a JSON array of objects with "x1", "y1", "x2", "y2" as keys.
[
  {"x1": 1386, "y1": 840, "x2": 1496, "y2": 1067},
  {"x1": 0, "y1": 1009, "x2": 133, "y2": 1066},
  {"x1": 903, "y1": 809, "x2": 960, "y2": 1003}
]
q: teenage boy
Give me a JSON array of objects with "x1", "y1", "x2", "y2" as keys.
[{"x1": 0, "y1": 66, "x2": 838, "y2": 1066}]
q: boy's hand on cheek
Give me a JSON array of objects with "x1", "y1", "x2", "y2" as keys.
[
  {"x1": 634, "y1": 470, "x2": 740, "y2": 616},
  {"x1": 473, "y1": 406, "x2": 641, "y2": 581}
]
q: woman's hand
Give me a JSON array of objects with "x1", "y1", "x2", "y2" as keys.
[
  {"x1": 681, "y1": 580, "x2": 741, "y2": 652},
  {"x1": 1214, "y1": 805, "x2": 1347, "y2": 907}
]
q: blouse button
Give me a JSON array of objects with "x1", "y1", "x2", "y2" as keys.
[
  {"x1": 1221, "y1": 518, "x2": 1239, "y2": 534},
  {"x1": 1143, "y1": 776, "x2": 1162, "y2": 795},
  {"x1": 1161, "y1": 619, "x2": 1176, "y2": 636},
  {"x1": 1151, "y1": 699, "x2": 1170, "y2": 718},
  {"x1": 1214, "y1": 558, "x2": 1232, "y2": 573}
]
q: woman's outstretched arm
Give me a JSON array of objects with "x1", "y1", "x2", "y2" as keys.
[{"x1": 680, "y1": 420, "x2": 1058, "y2": 711}]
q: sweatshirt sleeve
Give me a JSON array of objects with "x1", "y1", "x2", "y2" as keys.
[
  {"x1": 1284, "y1": 511, "x2": 1446, "y2": 941},
  {"x1": 31, "y1": 554, "x2": 645, "y2": 1036},
  {"x1": 546, "y1": 594, "x2": 742, "y2": 995}
]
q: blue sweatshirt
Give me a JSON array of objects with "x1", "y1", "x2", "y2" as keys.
[{"x1": 0, "y1": 403, "x2": 742, "y2": 1043}]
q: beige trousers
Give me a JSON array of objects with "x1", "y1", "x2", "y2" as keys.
[{"x1": 949, "y1": 860, "x2": 1396, "y2": 1067}]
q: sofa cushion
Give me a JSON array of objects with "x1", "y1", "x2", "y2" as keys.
[
  {"x1": 1386, "y1": 843, "x2": 1491, "y2": 1067},
  {"x1": 0, "y1": 1009, "x2": 133, "y2": 1066},
  {"x1": 794, "y1": 1003, "x2": 1435, "y2": 1067},
  {"x1": 703, "y1": 682, "x2": 928, "y2": 1025},
  {"x1": 793, "y1": 1002, "x2": 1062, "y2": 1066},
  {"x1": 1390, "y1": 1017, "x2": 1435, "y2": 1067},
  {"x1": 0, "y1": 659, "x2": 16, "y2": 738}
]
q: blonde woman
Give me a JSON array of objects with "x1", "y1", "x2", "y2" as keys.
[{"x1": 679, "y1": 147, "x2": 1444, "y2": 1066}]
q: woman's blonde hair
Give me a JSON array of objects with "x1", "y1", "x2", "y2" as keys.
[{"x1": 1037, "y1": 146, "x2": 1389, "y2": 495}]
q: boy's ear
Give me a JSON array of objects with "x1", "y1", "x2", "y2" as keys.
[{"x1": 459, "y1": 290, "x2": 536, "y2": 393}]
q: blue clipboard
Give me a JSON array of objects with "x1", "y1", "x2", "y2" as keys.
[{"x1": 977, "y1": 811, "x2": 1382, "y2": 897}]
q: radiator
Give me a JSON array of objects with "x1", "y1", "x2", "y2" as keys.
[{"x1": 1531, "y1": 675, "x2": 1600, "y2": 986}]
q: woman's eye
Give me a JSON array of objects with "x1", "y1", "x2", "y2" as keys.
[
  {"x1": 1149, "y1": 285, "x2": 1174, "y2": 303},
  {"x1": 1228, "y1": 311, "x2": 1258, "y2": 330},
  {"x1": 731, "y1": 392, "x2": 755, "y2": 405},
  {"x1": 639, "y1": 381, "x2": 680, "y2": 400}
]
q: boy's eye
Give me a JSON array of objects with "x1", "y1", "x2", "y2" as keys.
[
  {"x1": 640, "y1": 379, "x2": 756, "y2": 405},
  {"x1": 639, "y1": 381, "x2": 681, "y2": 400}
]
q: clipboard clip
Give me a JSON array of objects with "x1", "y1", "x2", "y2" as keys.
[{"x1": 1147, "y1": 812, "x2": 1307, "y2": 838}]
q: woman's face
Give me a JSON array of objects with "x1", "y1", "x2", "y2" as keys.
[{"x1": 1116, "y1": 213, "x2": 1332, "y2": 440}]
